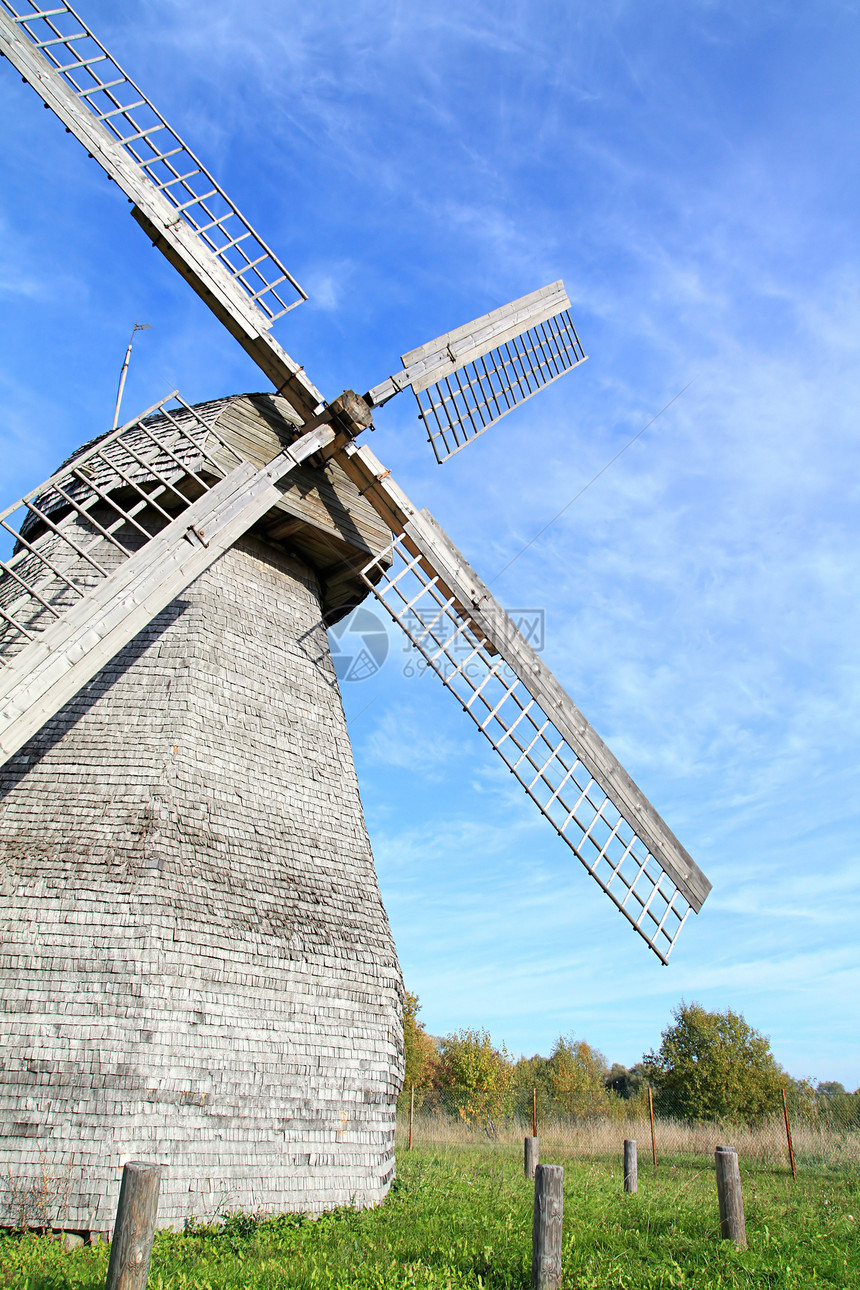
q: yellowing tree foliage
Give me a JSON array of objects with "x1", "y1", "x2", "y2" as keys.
[
  {"x1": 547, "y1": 1035, "x2": 609, "y2": 1118},
  {"x1": 400, "y1": 991, "x2": 438, "y2": 1108},
  {"x1": 437, "y1": 1028, "x2": 512, "y2": 1125}
]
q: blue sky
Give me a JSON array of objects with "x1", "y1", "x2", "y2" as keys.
[{"x1": 1, "y1": 1, "x2": 859, "y2": 1087}]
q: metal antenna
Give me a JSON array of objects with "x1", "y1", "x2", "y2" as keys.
[{"x1": 112, "y1": 321, "x2": 151, "y2": 430}]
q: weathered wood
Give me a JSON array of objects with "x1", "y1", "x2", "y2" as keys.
[
  {"x1": 336, "y1": 444, "x2": 711, "y2": 957},
  {"x1": 403, "y1": 507, "x2": 711, "y2": 913},
  {"x1": 0, "y1": 423, "x2": 336, "y2": 767},
  {"x1": 0, "y1": 522, "x2": 403, "y2": 1226},
  {"x1": 531, "y1": 1164, "x2": 563, "y2": 1290},
  {"x1": 214, "y1": 397, "x2": 391, "y2": 569},
  {"x1": 105, "y1": 1161, "x2": 161, "y2": 1290},
  {"x1": 715, "y1": 1147, "x2": 746, "y2": 1249},
  {"x1": 371, "y1": 281, "x2": 572, "y2": 402},
  {"x1": 623, "y1": 1139, "x2": 637, "y2": 1193},
  {"x1": 524, "y1": 1136, "x2": 539, "y2": 1179},
  {"x1": 337, "y1": 442, "x2": 418, "y2": 536},
  {"x1": 403, "y1": 281, "x2": 569, "y2": 366}
]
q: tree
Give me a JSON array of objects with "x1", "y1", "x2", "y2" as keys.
[
  {"x1": 643, "y1": 1002, "x2": 784, "y2": 1123},
  {"x1": 813, "y1": 1081, "x2": 860, "y2": 1129},
  {"x1": 605, "y1": 1062, "x2": 647, "y2": 1100},
  {"x1": 511, "y1": 1053, "x2": 555, "y2": 1124},
  {"x1": 816, "y1": 1081, "x2": 846, "y2": 1100},
  {"x1": 399, "y1": 991, "x2": 438, "y2": 1109},
  {"x1": 436, "y1": 1028, "x2": 512, "y2": 1125},
  {"x1": 547, "y1": 1035, "x2": 609, "y2": 1118}
]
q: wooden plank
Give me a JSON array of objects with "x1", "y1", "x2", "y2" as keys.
[
  {"x1": 401, "y1": 282, "x2": 569, "y2": 365},
  {"x1": 266, "y1": 517, "x2": 305, "y2": 541},
  {"x1": 367, "y1": 284, "x2": 572, "y2": 406},
  {"x1": 335, "y1": 442, "x2": 418, "y2": 535},
  {"x1": 214, "y1": 398, "x2": 390, "y2": 560}
]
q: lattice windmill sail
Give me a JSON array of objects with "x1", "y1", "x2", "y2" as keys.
[
  {"x1": 366, "y1": 281, "x2": 587, "y2": 462},
  {"x1": 0, "y1": 0, "x2": 711, "y2": 1234},
  {"x1": 0, "y1": 0, "x2": 320, "y2": 416}
]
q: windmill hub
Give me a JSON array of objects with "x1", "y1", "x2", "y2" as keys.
[{"x1": 330, "y1": 389, "x2": 374, "y2": 432}]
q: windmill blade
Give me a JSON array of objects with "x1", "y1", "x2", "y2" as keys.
[
  {"x1": 334, "y1": 442, "x2": 711, "y2": 963},
  {"x1": 0, "y1": 2, "x2": 322, "y2": 422},
  {"x1": 0, "y1": 396, "x2": 337, "y2": 768},
  {"x1": 366, "y1": 282, "x2": 587, "y2": 463}
]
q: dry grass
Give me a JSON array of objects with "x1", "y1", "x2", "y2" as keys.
[
  {"x1": 0, "y1": 1151, "x2": 74, "y2": 1232},
  {"x1": 401, "y1": 1111, "x2": 860, "y2": 1172}
]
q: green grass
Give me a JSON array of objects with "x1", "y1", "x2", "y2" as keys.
[{"x1": 1, "y1": 1145, "x2": 857, "y2": 1289}]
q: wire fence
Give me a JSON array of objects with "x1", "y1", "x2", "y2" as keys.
[{"x1": 398, "y1": 1086, "x2": 860, "y2": 1176}]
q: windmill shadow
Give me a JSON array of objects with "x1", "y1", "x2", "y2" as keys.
[{"x1": 0, "y1": 598, "x2": 188, "y2": 800}]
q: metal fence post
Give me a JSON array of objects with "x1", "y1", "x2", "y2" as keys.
[{"x1": 781, "y1": 1089, "x2": 797, "y2": 1181}]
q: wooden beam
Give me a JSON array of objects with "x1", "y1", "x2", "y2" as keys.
[
  {"x1": 265, "y1": 516, "x2": 305, "y2": 541},
  {"x1": 0, "y1": 423, "x2": 335, "y2": 766}
]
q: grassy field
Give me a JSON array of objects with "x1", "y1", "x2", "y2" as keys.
[{"x1": 0, "y1": 1139, "x2": 857, "y2": 1289}]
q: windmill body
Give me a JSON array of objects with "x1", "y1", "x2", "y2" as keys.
[
  {"x1": 0, "y1": 1, "x2": 711, "y2": 1232},
  {"x1": 0, "y1": 395, "x2": 402, "y2": 1228}
]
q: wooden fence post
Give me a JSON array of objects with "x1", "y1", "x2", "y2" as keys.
[
  {"x1": 781, "y1": 1089, "x2": 797, "y2": 1181},
  {"x1": 409, "y1": 1086, "x2": 414, "y2": 1151},
  {"x1": 714, "y1": 1146, "x2": 747, "y2": 1250},
  {"x1": 623, "y1": 1139, "x2": 638, "y2": 1193},
  {"x1": 524, "y1": 1135, "x2": 539, "y2": 1179},
  {"x1": 648, "y1": 1087, "x2": 657, "y2": 1169},
  {"x1": 105, "y1": 1160, "x2": 161, "y2": 1290},
  {"x1": 531, "y1": 1163, "x2": 564, "y2": 1290}
]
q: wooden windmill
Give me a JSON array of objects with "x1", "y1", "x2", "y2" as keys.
[{"x1": 0, "y1": 2, "x2": 711, "y2": 1234}]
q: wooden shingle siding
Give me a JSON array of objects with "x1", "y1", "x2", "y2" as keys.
[{"x1": 0, "y1": 528, "x2": 403, "y2": 1231}]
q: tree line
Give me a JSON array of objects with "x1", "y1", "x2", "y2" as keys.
[{"x1": 402, "y1": 994, "x2": 860, "y2": 1126}]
